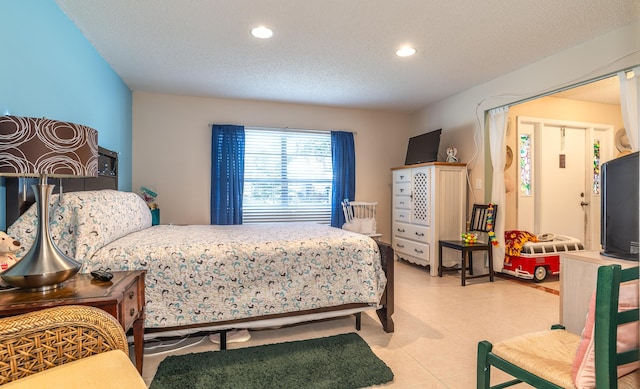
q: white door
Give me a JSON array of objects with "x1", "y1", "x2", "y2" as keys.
[{"x1": 538, "y1": 125, "x2": 586, "y2": 241}]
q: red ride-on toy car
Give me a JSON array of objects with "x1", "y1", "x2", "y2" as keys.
[{"x1": 502, "y1": 232, "x2": 584, "y2": 282}]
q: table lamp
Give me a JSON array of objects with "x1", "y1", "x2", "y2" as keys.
[{"x1": 0, "y1": 115, "x2": 98, "y2": 290}]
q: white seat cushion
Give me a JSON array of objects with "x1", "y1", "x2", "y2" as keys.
[{"x1": 1, "y1": 350, "x2": 146, "y2": 389}]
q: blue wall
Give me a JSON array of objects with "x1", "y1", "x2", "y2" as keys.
[{"x1": 0, "y1": 0, "x2": 132, "y2": 230}]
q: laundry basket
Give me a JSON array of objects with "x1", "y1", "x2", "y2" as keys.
[{"x1": 341, "y1": 200, "x2": 381, "y2": 238}]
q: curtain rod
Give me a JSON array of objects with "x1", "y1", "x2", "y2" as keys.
[{"x1": 208, "y1": 124, "x2": 357, "y2": 135}]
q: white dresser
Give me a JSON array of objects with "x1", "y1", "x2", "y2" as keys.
[{"x1": 391, "y1": 163, "x2": 467, "y2": 276}]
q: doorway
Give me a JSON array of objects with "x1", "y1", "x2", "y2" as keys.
[
  {"x1": 516, "y1": 116, "x2": 614, "y2": 249},
  {"x1": 504, "y1": 75, "x2": 625, "y2": 251}
]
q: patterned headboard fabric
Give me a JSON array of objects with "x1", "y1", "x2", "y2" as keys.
[{"x1": 8, "y1": 190, "x2": 151, "y2": 271}]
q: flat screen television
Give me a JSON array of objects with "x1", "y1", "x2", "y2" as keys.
[
  {"x1": 405, "y1": 129, "x2": 442, "y2": 165},
  {"x1": 601, "y1": 151, "x2": 639, "y2": 261}
]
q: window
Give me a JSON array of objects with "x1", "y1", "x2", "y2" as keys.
[
  {"x1": 243, "y1": 127, "x2": 332, "y2": 224},
  {"x1": 592, "y1": 139, "x2": 601, "y2": 195},
  {"x1": 519, "y1": 134, "x2": 532, "y2": 196}
]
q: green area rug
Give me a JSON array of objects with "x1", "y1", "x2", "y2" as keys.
[{"x1": 150, "y1": 332, "x2": 393, "y2": 389}]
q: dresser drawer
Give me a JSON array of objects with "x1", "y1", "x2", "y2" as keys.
[
  {"x1": 393, "y1": 196, "x2": 411, "y2": 210},
  {"x1": 122, "y1": 281, "x2": 142, "y2": 330},
  {"x1": 393, "y1": 181, "x2": 411, "y2": 197},
  {"x1": 393, "y1": 170, "x2": 411, "y2": 183},
  {"x1": 393, "y1": 237, "x2": 430, "y2": 262},
  {"x1": 394, "y1": 208, "x2": 411, "y2": 223},
  {"x1": 393, "y1": 222, "x2": 429, "y2": 243}
]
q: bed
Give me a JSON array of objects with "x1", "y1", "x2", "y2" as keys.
[{"x1": 6, "y1": 189, "x2": 394, "y2": 342}]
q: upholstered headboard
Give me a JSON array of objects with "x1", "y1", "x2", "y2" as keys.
[{"x1": 4, "y1": 146, "x2": 118, "y2": 228}]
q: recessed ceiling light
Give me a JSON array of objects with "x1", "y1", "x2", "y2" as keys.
[
  {"x1": 251, "y1": 26, "x2": 273, "y2": 39},
  {"x1": 396, "y1": 46, "x2": 416, "y2": 57}
]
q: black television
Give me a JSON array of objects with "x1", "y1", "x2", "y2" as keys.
[
  {"x1": 405, "y1": 129, "x2": 442, "y2": 165},
  {"x1": 601, "y1": 151, "x2": 639, "y2": 261}
]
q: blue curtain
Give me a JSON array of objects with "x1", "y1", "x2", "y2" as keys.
[
  {"x1": 330, "y1": 131, "x2": 355, "y2": 227},
  {"x1": 211, "y1": 124, "x2": 245, "y2": 225}
]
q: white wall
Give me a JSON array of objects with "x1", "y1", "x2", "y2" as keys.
[
  {"x1": 132, "y1": 92, "x2": 412, "y2": 241},
  {"x1": 411, "y1": 21, "x2": 640, "y2": 218}
]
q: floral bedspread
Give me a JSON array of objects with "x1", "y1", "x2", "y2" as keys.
[
  {"x1": 8, "y1": 190, "x2": 385, "y2": 329},
  {"x1": 87, "y1": 223, "x2": 386, "y2": 328}
]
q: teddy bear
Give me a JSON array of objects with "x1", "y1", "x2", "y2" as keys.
[{"x1": 0, "y1": 231, "x2": 21, "y2": 274}]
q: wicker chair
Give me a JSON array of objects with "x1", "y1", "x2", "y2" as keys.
[{"x1": 0, "y1": 305, "x2": 145, "y2": 387}]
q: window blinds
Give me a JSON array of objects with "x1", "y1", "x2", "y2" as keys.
[{"x1": 243, "y1": 127, "x2": 332, "y2": 224}]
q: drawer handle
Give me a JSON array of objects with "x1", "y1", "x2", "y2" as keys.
[
  {"x1": 130, "y1": 308, "x2": 136, "y2": 317},
  {"x1": 399, "y1": 201, "x2": 405, "y2": 205},
  {"x1": 399, "y1": 215, "x2": 405, "y2": 219},
  {"x1": 400, "y1": 175, "x2": 405, "y2": 180},
  {"x1": 414, "y1": 249, "x2": 424, "y2": 254},
  {"x1": 397, "y1": 244, "x2": 405, "y2": 248},
  {"x1": 397, "y1": 228, "x2": 405, "y2": 233},
  {"x1": 400, "y1": 189, "x2": 405, "y2": 193},
  {"x1": 129, "y1": 291, "x2": 135, "y2": 299},
  {"x1": 415, "y1": 232, "x2": 424, "y2": 237}
]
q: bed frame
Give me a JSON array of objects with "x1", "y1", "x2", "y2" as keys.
[
  {"x1": 145, "y1": 239, "x2": 394, "y2": 349},
  {"x1": 4, "y1": 149, "x2": 394, "y2": 346}
]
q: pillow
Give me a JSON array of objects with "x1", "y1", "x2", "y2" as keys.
[
  {"x1": 342, "y1": 219, "x2": 361, "y2": 232},
  {"x1": 359, "y1": 218, "x2": 375, "y2": 234},
  {"x1": 572, "y1": 280, "x2": 640, "y2": 388},
  {"x1": 8, "y1": 190, "x2": 152, "y2": 265}
]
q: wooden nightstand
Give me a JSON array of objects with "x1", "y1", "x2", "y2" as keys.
[{"x1": 0, "y1": 271, "x2": 146, "y2": 374}]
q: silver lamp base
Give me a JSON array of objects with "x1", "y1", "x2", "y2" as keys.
[{"x1": 1, "y1": 179, "x2": 81, "y2": 291}]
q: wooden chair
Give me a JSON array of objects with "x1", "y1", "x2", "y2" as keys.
[
  {"x1": 438, "y1": 204, "x2": 496, "y2": 286},
  {"x1": 477, "y1": 264, "x2": 640, "y2": 388},
  {"x1": 341, "y1": 200, "x2": 382, "y2": 240}
]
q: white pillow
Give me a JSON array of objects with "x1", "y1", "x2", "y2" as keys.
[
  {"x1": 342, "y1": 219, "x2": 361, "y2": 232},
  {"x1": 359, "y1": 218, "x2": 375, "y2": 234}
]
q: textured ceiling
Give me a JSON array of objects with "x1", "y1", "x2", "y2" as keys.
[
  {"x1": 55, "y1": 0, "x2": 639, "y2": 112},
  {"x1": 553, "y1": 76, "x2": 622, "y2": 105}
]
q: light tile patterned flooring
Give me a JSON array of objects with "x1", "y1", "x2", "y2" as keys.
[{"x1": 140, "y1": 260, "x2": 561, "y2": 388}]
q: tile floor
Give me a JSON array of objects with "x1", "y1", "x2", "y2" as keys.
[{"x1": 140, "y1": 260, "x2": 562, "y2": 388}]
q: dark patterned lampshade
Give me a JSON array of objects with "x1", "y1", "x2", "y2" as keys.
[
  {"x1": 0, "y1": 115, "x2": 99, "y2": 291},
  {"x1": 0, "y1": 115, "x2": 98, "y2": 178}
]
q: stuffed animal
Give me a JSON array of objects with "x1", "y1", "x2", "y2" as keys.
[{"x1": 0, "y1": 231, "x2": 21, "y2": 273}]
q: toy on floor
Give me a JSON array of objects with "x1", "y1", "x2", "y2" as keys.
[
  {"x1": 502, "y1": 230, "x2": 584, "y2": 282},
  {"x1": 0, "y1": 231, "x2": 21, "y2": 277}
]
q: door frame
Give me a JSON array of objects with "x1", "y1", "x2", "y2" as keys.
[{"x1": 516, "y1": 116, "x2": 614, "y2": 249}]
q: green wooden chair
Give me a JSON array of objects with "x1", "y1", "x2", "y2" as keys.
[{"x1": 477, "y1": 264, "x2": 639, "y2": 388}]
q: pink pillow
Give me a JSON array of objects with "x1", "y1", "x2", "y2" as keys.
[{"x1": 572, "y1": 281, "x2": 640, "y2": 388}]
